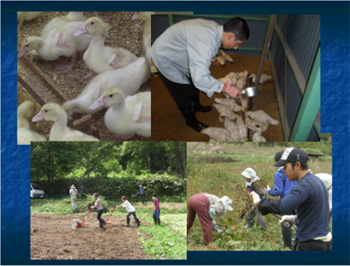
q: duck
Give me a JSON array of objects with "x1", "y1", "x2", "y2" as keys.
[
  {"x1": 74, "y1": 17, "x2": 137, "y2": 73},
  {"x1": 17, "y1": 101, "x2": 46, "y2": 144},
  {"x1": 62, "y1": 56, "x2": 148, "y2": 116},
  {"x1": 248, "y1": 73, "x2": 272, "y2": 84},
  {"x1": 89, "y1": 87, "x2": 151, "y2": 139},
  {"x1": 132, "y1": 12, "x2": 154, "y2": 39},
  {"x1": 32, "y1": 103, "x2": 99, "y2": 141},
  {"x1": 213, "y1": 103, "x2": 238, "y2": 123},
  {"x1": 252, "y1": 127, "x2": 266, "y2": 142},
  {"x1": 201, "y1": 127, "x2": 233, "y2": 142},
  {"x1": 214, "y1": 97, "x2": 242, "y2": 112},
  {"x1": 223, "y1": 117, "x2": 240, "y2": 142},
  {"x1": 245, "y1": 110, "x2": 279, "y2": 125},
  {"x1": 236, "y1": 116, "x2": 248, "y2": 142},
  {"x1": 17, "y1": 12, "x2": 42, "y2": 32},
  {"x1": 18, "y1": 12, "x2": 93, "y2": 72}
]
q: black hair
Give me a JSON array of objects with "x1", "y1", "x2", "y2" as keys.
[
  {"x1": 274, "y1": 151, "x2": 284, "y2": 162},
  {"x1": 223, "y1": 17, "x2": 250, "y2": 41},
  {"x1": 121, "y1": 195, "x2": 126, "y2": 200},
  {"x1": 152, "y1": 193, "x2": 157, "y2": 197},
  {"x1": 290, "y1": 161, "x2": 309, "y2": 170}
]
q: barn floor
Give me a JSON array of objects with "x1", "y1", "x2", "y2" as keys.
[
  {"x1": 151, "y1": 53, "x2": 284, "y2": 142},
  {"x1": 17, "y1": 12, "x2": 150, "y2": 142}
]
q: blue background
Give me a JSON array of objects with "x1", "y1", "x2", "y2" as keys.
[{"x1": 1, "y1": 1, "x2": 349, "y2": 265}]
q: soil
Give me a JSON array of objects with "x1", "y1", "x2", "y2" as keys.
[
  {"x1": 151, "y1": 53, "x2": 284, "y2": 142},
  {"x1": 31, "y1": 213, "x2": 148, "y2": 260},
  {"x1": 18, "y1": 12, "x2": 150, "y2": 141}
]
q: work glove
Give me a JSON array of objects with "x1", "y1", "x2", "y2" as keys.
[
  {"x1": 208, "y1": 208, "x2": 216, "y2": 220},
  {"x1": 212, "y1": 220, "x2": 219, "y2": 233},
  {"x1": 279, "y1": 215, "x2": 296, "y2": 227},
  {"x1": 250, "y1": 191, "x2": 260, "y2": 205},
  {"x1": 222, "y1": 80, "x2": 241, "y2": 98},
  {"x1": 266, "y1": 185, "x2": 271, "y2": 192}
]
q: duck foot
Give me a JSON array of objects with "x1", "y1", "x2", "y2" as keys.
[{"x1": 56, "y1": 63, "x2": 73, "y2": 73}]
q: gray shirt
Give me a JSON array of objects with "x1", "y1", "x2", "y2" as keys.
[
  {"x1": 152, "y1": 19, "x2": 224, "y2": 97},
  {"x1": 95, "y1": 198, "x2": 103, "y2": 211}
]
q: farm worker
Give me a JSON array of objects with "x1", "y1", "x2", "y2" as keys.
[
  {"x1": 187, "y1": 193, "x2": 233, "y2": 247},
  {"x1": 266, "y1": 151, "x2": 297, "y2": 249},
  {"x1": 152, "y1": 193, "x2": 161, "y2": 225},
  {"x1": 132, "y1": 183, "x2": 145, "y2": 205},
  {"x1": 118, "y1": 196, "x2": 141, "y2": 227},
  {"x1": 251, "y1": 147, "x2": 332, "y2": 251},
  {"x1": 152, "y1": 17, "x2": 250, "y2": 132},
  {"x1": 241, "y1": 168, "x2": 266, "y2": 230},
  {"x1": 314, "y1": 173, "x2": 332, "y2": 216},
  {"x1": 69, "y1": 185, "x2": 78, "y2": 212},
  {"x1": 90, "y1": 193, "x2": 106, "y2": 229}
]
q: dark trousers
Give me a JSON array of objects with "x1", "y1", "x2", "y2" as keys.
[
  {"x1": 159, "y1": 72, "x2": 200, "y2": 113},
  {"x1": 281, "y1": 210, "x2": 293, "y2": 249},
  {"x1": 97, "y1": 210, "x2": 106, "y2": 227},
  {"x1": 293, "y1": 239, "x2": 332, "y2": 251},
  {"x1": 126, "y1": 211, "x2": 140, "y2": 225}
]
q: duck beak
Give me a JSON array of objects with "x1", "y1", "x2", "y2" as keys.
[
  {"x1": 73, "y1": 25, "x2": 88, "y2": 36},
  {"x1": 18, "y1": 48, "x2": 27, "y2": 58},
  {"x1": 32, "y1": 111, "x2": 44, "y2": 122},
  {"x1": 131, "y1": 12, "x2": 139, "y2": 20},
  {"x1": 89, "y1": 96, "x2": 106, "y2": 110}
]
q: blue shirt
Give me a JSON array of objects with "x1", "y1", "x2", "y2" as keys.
[
  {"x1": 136, "y1": 185, "x2": 144, "y2": 195},
  {"x1": 279, "y1": 172, "x2": 330, "y2": 242},
  {"x1": 268, "y1": 167, "x2": 297, "y2": 198}
]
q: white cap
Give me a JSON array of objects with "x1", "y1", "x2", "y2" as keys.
[
  {"x1": 241, "y1": 168, "x2": 256, "y2": 179},
  {"x1": 221, "y1": 196, "x2": 233, "y2": 211}
]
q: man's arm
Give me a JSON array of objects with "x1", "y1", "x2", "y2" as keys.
[{"x1": 268, "y1": 171, "x2": 285, "y2": 197}]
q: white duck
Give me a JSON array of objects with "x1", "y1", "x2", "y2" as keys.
[
  {"x1": 18, "y1": 101, "x2": 46, "y2": 144},
  {"x1": 62, "y1": 56, "x2": 148, "y2": 116},
  {"x1": 201, "y1": 127, "x2": 233, "y2": 142},
  {"x1": 18, "y1": 12, "x2": 93, "y2": 72},
  {"x1": 245, "y1": 110, "x2": 279, "y2": 125},
  {"x1": 17, "y1": 12, "x2": 42, "y2": 32},
  {"x1": 32, "y1": 103, "x2": 99, "y2": 141},
  {"x1": 236, "y1": 116, "x2": 248, "y2": 142},
  {"x1": 74, "y1": 17, "x2": 137, "y2": 73},
  {"x1": 89, "y1": 87, "x2": 151, "y2": 139},
  {"x1": 223, "y1": 117, "x2": 240, "y2": 142},
  {"x1": 252, "y1": 127, "x2": 266, "y2": 142}
]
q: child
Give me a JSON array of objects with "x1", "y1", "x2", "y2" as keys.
[
  {"x1": 90, "y1": 193, "x2": 106, "y2": 229},
  {"x1": 118, "y1": 196, "x2": 140, "y2": 227},
  {"x1": 152, "y1": 193, "x2": 161, "y2": 225}
]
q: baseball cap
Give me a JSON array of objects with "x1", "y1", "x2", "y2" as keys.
[{"x1": 274, "y1": 148, "x2": 308, "y2": 167}]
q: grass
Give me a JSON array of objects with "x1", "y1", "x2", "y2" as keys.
[
  {"x1": 187, "y1": 142, "x2": 332, "y2": 251},
  {"x1": 30, "y1": 197, "x2": 187, "y2": 259}
]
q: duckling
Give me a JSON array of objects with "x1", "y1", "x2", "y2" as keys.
[
  {"x1": 245, "y1": 110, "x2": 279, "y2": 125},
  {"x1": 32, "y1": 103, "x2": 99, "y2": 141},
  {"x1": 89, "y1": 87, "x2": 151, "y2": 139},
  {"x1": 62, "y1": 57, "x2": 148, "y2": 116},
  {"x1": 18, "y1": 12, "x2": 93, "y2": 72},
  {"x1": 236, "y1": 116, "x2": 248, "y2": 142},
  {"x1": 248, "y1": 73, "x2": 272, "y2": 85},
  {"x1": 201, "y1": 127, "x2": 233, "y2": 142},
  {"x1": 223, "y1": 117, "x2": 240, "y2": 142},
  {"x1": 252, "y1": 127, "x2": 266, "y2": 142},
  {"x1": 17, "y1": 101, "x2": 46, "y2": 144},
  {"x1": 74, "y1": 17, "x2": 137, "y2": 73},
  {"x1": 17, "y1": 12, "x2": 42, "y2": 32},
  {"x1": 214, "y1": 97, "x2": 242, "y2": 112},
  {"x1": 213, "y1": 103, "x2": 238, "y2": 123}
]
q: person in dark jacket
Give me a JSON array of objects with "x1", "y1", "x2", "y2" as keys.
[
  {"x1": 251, "y1": 148, "x2": 332, "y2": 251},
  {"x1": 266, "y1": 151, "x2": 297, "y2": 249}
]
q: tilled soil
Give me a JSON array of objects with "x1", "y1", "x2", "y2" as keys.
[{"x1": 31, "y1": 213, "x2": 148, "y2": 260}]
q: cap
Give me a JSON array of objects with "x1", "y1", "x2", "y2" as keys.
[
  {"x1": 241, "y1": 168, "x2": 256, "y2": 179},
  {"x1": 70, "y1": 185, "x2": 75, "y2": 189},
  {"x1": 274, "y1": 148, "x2": 308, "y2": 167},
  {"x1": 221, "y1": 196, "x2": 233, "y2": 211}
]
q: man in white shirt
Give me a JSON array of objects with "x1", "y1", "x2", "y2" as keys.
[
  {"x1": 69, "y1": 185, "x2": 78, "y2": 212},
  {"x1": 118, "y1": 196, "x2": 141, "y2": 227},
  {"x1": 152, "y1": 17, "x2": 250, "y2": 132}
]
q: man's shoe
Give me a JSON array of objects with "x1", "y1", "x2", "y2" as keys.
[
  {"x1": 182, "y1": 110, "x2": 208, "y2": 132},
  {"x1": 194, "y1": 105, "x2": 212, "y2": 113}
]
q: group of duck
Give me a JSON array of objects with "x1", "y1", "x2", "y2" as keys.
[
  {"x1": 201, "y1": 69, "x2": 279, "y2": 142},
  {"x1": 17, "y1": 12, "x2": 153, "y2": 144}
]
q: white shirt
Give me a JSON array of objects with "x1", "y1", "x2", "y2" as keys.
[
  {"x1": 121, "y1": 200, "x2": 135, "y2": 213},
  {"x1": 95, "y1": 198, "x2": 103, "y2": 211},
  {"x1": 152, "y1": 19, "x2": 224, "y2": 97},
  {"x1": 69, "y1": 188, "x2": 77, "y2": 198}
]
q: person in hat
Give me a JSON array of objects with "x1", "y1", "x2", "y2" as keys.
[
  {"x1": 152, "y1": 17, "x2": 250, "y2": 132},
  {"x1": 266, "y1": 151, "x2": 297, "y2": 249},
  {"x1": 241, "y1": 168, "x2": 266, "y2": 230},
  {"x1": 90, "y1": 193, "x2": 106, "y2": 229},
  {"x1": 69, "y1": 185, "x2": 78, "y2": 212},
  {"x1": 251, "y1": 147, "x2": 332, "y2": 251},
  {"x1": 152, "y1": 193, "x2": 161, "y2": 225},
  {"x1": 117, "y1": 196, "x2": 141, "y2": 227},
  {"x1": 187, "y1": 193, "x2": 233, "y2": 248}
]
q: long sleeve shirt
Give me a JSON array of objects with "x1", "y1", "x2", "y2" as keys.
[
  {"x1": 136, "y1": 185, "x2": 144, "y2": 195},
  {"x1": 152, "y1": 19, "x2": 224, "y2": 98},
  {"x1": 121, "y1": 200, "x2": 135, "y2": 213},
  {"x1": 268, "y1": 167, "x2": 297, "y2": 198},
  {"x1": 259, "y1": 172, "x2": 330, "y2": 242}
]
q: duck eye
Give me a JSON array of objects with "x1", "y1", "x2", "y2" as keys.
[
  {"x1": 256, "y1": 124, "x2": 260, "y2": 128},
  {"x1": 91, "y1": 21, "x2": 94, "y2": 25},
  {"x1": 109, "y1": 94, "x2": 113, "y2": 98},
  {"x1": 26, "y1": 44, "x2": 29, "y2": 47},
  {"x1": 44, "y1": 109, "x2": 48, "y2": 113}
]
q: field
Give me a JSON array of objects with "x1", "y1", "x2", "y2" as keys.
[
  {"x1": 187, "y1": 142, "x2": 332, "y2": 251},
  {"x1": 31, "y1": 200, "x2": 186, "y2": 260}
]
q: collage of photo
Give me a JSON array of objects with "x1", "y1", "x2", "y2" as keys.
[{"x1": 16, "y1": 11, "x2": 332, "y2": 260}]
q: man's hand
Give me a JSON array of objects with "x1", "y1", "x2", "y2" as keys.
[
  {"x1": 222, "y1": 80, "x2": 241, "y2": 98},
  {"x1": 279, "y1": 215, "x2": 296, "y2": 226},
  {"x1": 250, "y1": 191, "x2": 260, "y2": 205},
  {"x1": 266, "y1": 185, "x2": 271, "y2": 192}
]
